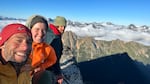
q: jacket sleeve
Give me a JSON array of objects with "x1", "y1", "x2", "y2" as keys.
[
  {"x1": 48, "y1": 37, "x2": 63, "y2": 75},
  {"x1": 51, "y1": 37, "x2": 63, "y2": 60}
]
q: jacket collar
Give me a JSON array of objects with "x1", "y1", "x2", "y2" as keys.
[{"x1": 49, "y1": 24, "x2": 61, "y2": 35}]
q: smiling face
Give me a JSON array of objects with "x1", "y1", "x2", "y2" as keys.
[
  {"x1": 31, "y1": 22, "x2": 46, "y2": 43},
  {"x1": 1, "y1": 33, "x2": 32, "y2": 63},
  {"x1": 57, "y1": 26, "x2": 66, "y2": 34}
]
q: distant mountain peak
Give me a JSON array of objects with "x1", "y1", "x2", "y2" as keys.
[{"x1": 0, "y1": 16, "x2": 26, "y2": 21}]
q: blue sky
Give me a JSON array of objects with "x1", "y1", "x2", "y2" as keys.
[{"x1": 0, "y1": 0, "x2": 149, "y2": 26}]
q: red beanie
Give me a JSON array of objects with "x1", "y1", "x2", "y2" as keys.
[{"x1": 0, "y1": 23, "x2": 31, "y2": 46}]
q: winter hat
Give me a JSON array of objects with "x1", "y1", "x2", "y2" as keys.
[
  {"x1": 54, "y1": 16, "x2": 67, "y2": 26},
  {"x1": 0, "y1": 23, "x2": 31, "y2": 46},
  {"x1": 26, "y1": 15, "x2": 48, "y2": 30}
]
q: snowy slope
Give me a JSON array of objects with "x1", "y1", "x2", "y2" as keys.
[{"x1": 0, "y1": 19, "x2": 150, "y2": 46}]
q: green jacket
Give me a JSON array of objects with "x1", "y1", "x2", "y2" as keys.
[{"x1": 0, "y1": 51, "x2": 56, "y2": 84}]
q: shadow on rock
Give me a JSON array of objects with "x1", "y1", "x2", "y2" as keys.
[{"x1": 78, "y1": 52, "x2": 150, "y2": 84}]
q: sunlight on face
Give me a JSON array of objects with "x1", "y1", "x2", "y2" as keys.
[
  {"x1": 31, "y1": 22, "x2": 46, "y2": 43},
  {"x1": 1, "y1": 33, "x2": 32, "y2": 63},
  {"x1": 57, "y1": 26, "x2": 65, "y2": 34}
]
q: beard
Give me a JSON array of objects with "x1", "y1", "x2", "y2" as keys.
[{"x1": 3, "y1": 43, "x2": 28, "y2": 63}]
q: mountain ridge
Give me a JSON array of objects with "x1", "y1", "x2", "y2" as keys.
[
  {"x1": 62, "y1": 31, "x2": 150, "y2": 64},
  {"x1": 0, "y1": 16, "x2": 150, "y2": 27}
]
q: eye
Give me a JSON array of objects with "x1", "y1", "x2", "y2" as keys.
[
  {"x1": 16, "y1": 39, "x2": 22, "y2": 43},
  {"x1": 35, "y1": 28, "x2": 39, "y2": 32},
  {"x1": 32, "y1": 28, "x2": 39, "y2": 32}
]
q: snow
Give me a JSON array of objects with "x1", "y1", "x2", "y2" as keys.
[
  {"x1": 65, "y1": 23, "x2": 150, "y2": 46},
  {"x1": 0, "y1": 20, "x2": 150, "y2": 46}
]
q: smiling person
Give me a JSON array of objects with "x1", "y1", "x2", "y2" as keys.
[
  {"x1": 0, "y1": 23, "x2": 32, "y2": 84},
  {"x1": 45, "y1": 16, "x2": 67, "y2": 84},
  {"x1": 26, "y1": 15, "x2": 57, "y2": 84}
]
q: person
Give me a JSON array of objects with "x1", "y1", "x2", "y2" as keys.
[
  {"x1": 26, "y1": 15, "x2": 57, "y2": 84},
  {"x1": 45, "y1": 16, "x2": 67, "y2": 84},
  {"x1": 0, "y1": 23, "x2": 32, "y2": 84}
]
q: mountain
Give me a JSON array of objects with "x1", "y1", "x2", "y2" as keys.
[
  {"x1": 62, "y1": 31, "x2": 150, "y2": 64},
  {"x1": 1, "y1": 16, "x2": 150, "y2": 84},
  {"x1": 0, "y1": 16, "x2": 26, "y2": 21},
  {"x1": 62, "y1": 31, "x2": 150, "y2": 84},
  {"x1": 60, "y1": 45, "x2": 83, "y2": 84},
  {"x1": 65, "y1": 20, "x2": 150, "y2": 46}
]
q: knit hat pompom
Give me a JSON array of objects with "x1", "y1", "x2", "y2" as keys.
[
  {"x1": 0, "y1": 23, "x2": 31, "y2": 46},
  {"x1": 26, "y1": 15, "x2": 48, "y2": 30},
  {"x1": 54, "y1": 16, "x2": 66, "y2": 26}
]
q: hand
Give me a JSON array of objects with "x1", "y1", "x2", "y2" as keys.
[
  {"x1": 56, "y1": 75, "x2": 64, "y2": 84},
  {"x1": 30, "y1": 66, "x2": 44, "y2": 75},
  {"x1": 34, "y1": 67, "x2": 41, "y2": 73},
  {"x1": 57, "y1": 78, "x2": 63, "y2": 84}
]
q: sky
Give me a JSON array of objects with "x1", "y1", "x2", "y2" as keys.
[{"x1": 0, "y1": 0, "x2": 150, "y2": 26}]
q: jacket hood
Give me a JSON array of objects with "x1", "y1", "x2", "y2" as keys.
[{"x1": 49, "y1": 24, "x2": 61, "y2": 35}]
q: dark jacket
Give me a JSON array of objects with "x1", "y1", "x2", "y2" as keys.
[{"x1": 45, "y1": 24, "x2": 63, "y2": 75}]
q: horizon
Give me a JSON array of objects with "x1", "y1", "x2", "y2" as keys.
[
  {"x1": 0, "y1": 19, "x2": 150, "y2": 46},
  {"x1": 0, "y1": 0, "x2": 150, "y2": 26}
]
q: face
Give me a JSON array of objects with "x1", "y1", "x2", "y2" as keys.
[
  {"x1": 57, "y1": 26, "x2": 65, "y2": 34},
  {"x1": 1, "y1": 33, "x2": 32, "y2": 63},
  {"x1": 31, "y1": 22, "x2": 46, "y2": 43}
]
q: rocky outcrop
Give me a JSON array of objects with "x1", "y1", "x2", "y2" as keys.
[
  {"x1": 60, "y1": 45, "x2": 83, "y2": 84},
  {"x1": 61, "y1": 31, "x2": 150, "y2": 84},
  {"x1": 62, "y1": 31, "x2": 150, "y2": 64}
]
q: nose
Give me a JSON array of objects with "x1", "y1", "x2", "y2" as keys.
[{"x1": 38, "y1": 30, "x2": 45, "y2": 37}]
